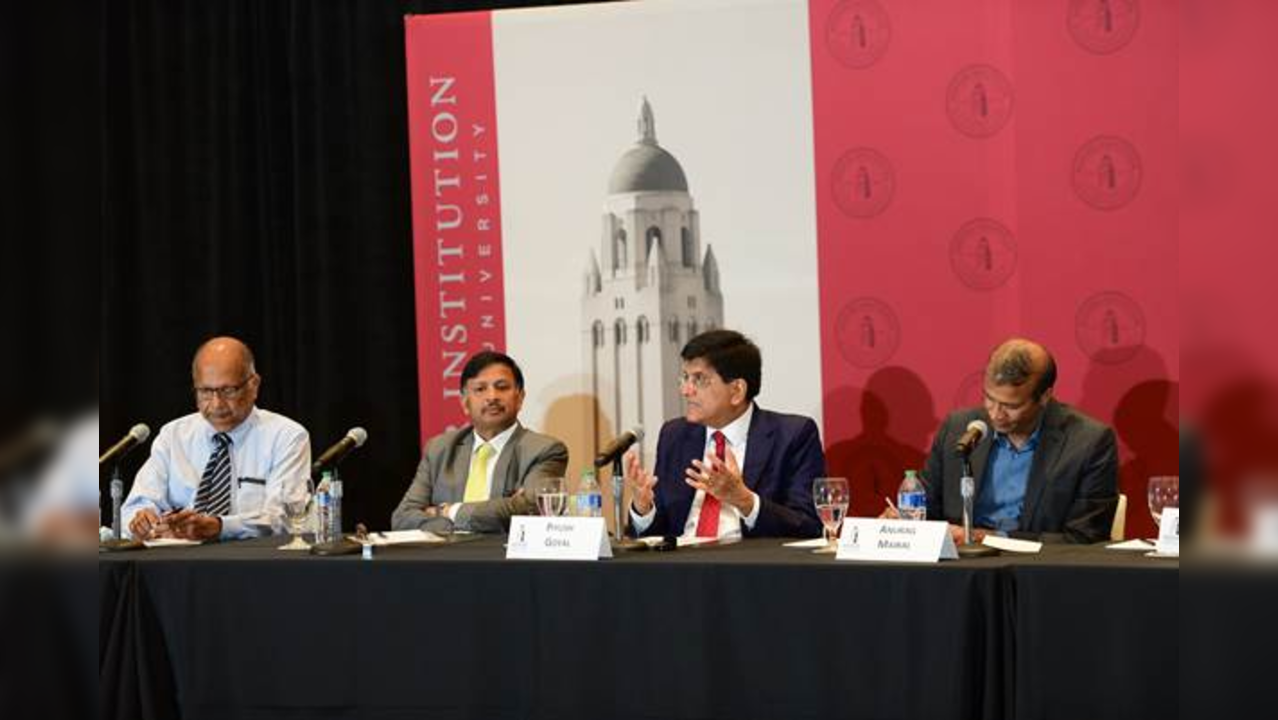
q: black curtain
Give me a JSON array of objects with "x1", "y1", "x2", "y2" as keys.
[{"x1": 98, "y1": 0, "x2": 609, "y2": 529}]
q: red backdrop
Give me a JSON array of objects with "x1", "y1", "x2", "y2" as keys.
[{"x1": 810, "y1": 0, "x2": 1180, "y2": 539}]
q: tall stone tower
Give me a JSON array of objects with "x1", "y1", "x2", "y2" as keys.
[{"x1": 583, "y1": 98, "x2": 725, "y2": 461}]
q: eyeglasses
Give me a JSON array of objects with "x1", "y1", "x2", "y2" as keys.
[
  {"x1": 677, "y1": 371, "x2": 720, "y2": 390},
  {"x1": 194, "y1": 380, "x2": 251, "y2": 401}
]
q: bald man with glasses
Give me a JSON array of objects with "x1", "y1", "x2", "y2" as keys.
[{"x1": 122, "y1": 337, "x2": 311, "y2": 541}]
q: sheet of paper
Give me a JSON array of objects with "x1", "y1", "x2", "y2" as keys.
[
  {"x1": 363, "y1": 530, "x2": 445, "y2": 545},
  {"x1": 143, "y1": 538, "x2": 203, "y2": 548},
  {"x1": 981, "y1": 535, "x2": 1042, "y2": 553},
  {"x1": 783, "y1": 538, "x2": 831, "y2": 549},
  {"x1": 1107, "y1": 539, "x2": 1155, "y2": 551}
]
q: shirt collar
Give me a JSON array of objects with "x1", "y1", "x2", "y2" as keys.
[
  {"x1": 474, "y1": 422, "x2": 519, "y2": 457},
  {"x1": 201, "y1": 407, "x2": 259, "y2": 446},
  {"x1": 707, "y1": 403, "x2": 754, "y2": 450},
  {"x1": 995, "y1": 420, "x2": 1043, "y2": 452}
]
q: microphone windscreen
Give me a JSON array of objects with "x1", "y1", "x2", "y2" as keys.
[
  {"x1": 130, "y1": 423, "x2": 152, "y2": 443},
  {"x1": 966, "y1": 419, "x2": 989, "y2": 437},
  {"x1": 347, "y1": 427, "x2": 368, "y2": 447}
]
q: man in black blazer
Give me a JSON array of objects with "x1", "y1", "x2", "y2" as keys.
[
  {"x1": 624, "y1": 330, "x2": 824, "y2": 539},
  {"x1": 923, "y1": 339, "x2": 1118, "y2": 544}
]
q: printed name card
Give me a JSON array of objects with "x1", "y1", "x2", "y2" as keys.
[
  {"x1": 1155, "y1": 508, "x2": 1180, "y2": 556},
  {"x1": 836, "y1": 518, "x2": 958, "y2": 563},
  {"x1": 1249, "y1": 505, "x2": 1278, "y2": 557},
  {"x1": 506, "y1": 516, "x2": 612, "y2": 561}
]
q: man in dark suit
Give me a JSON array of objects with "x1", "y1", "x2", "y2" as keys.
[
  {"x1": 392, "y1": 351, "x2": 568, "y2": 534},
  {"x1": 624, "y1": 330, "x2": 823, "y2": 539},
  {"x1": 922, "y1": 338, "x2": 1118, "y2": 544}
]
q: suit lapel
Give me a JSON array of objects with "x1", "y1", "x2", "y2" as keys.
[
  {"x1": 742, "y1": 406, "x2": 773, "y2": 492},
  {"x1": 1020, "y1": 402, "x2": 1066, "y2": 530},
  {"x1": 490, "y1": 426, "x2": 523, "y2": 497},
  {"x1": 447, "y1": 429, "x2": 477, "y2": 499},
  {"x1": 667, "y1": 422, "x2": 704, "y2": 531}
]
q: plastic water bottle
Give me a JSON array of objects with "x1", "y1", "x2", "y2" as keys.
[
  {"x1": 329, "y1": 475, "x2": 344, "y2": 542},
  {"x1": 573, "y1": 469, "x2": 603, "y2": 518},
  {"x1": 897, "y1": 470, "x2": 928, "y2": 521},
  {"x1": 314, "y1": 472, "x2": 333, "y2": 544}
]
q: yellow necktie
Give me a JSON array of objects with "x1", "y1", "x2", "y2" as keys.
[{"x1": 463, "y1": 442, "x2": 493, "y2": 503}]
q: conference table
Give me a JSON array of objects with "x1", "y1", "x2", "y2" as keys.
[{"x1": 93, "y1": 534, "x2": 1185, "y2": 720}]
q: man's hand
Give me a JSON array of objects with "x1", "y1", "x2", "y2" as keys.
[
  {"x1": 624, "y1": 449, "x2": 658, "y2": 515},
  {"x1": 948, "y1": 524, "x2": 989, "y2": 546},
  {"x1": 685, "y1": 447, "x2": 755, "y2": 516},
  {"x1": 129, "y1": 508, "x2": 163, "y2": 540},
  {"x1": 164, "y1": 510, "x2": 223, "y2": 541}
]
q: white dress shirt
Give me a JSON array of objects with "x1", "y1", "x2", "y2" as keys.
[
  {"x1": 121, "y1": 408, "x2": 310, "y2": 540},
  {"x1": 631, "y1": 404, "x2": 761, "y2": 539}
]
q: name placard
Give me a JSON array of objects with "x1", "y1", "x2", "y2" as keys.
[
  {"x1": 836, "y1": 518, "x2": 958, "y2": 563},
  {"x1": 1155, "y1": 508, "x2": 1180, "y2": 556},
  {"x1": 1249, "y1": 505, "x2": 1278, "y2": 557},
  {"x1": 506, "y1": 516, "x2": 612, "y2": 561}
]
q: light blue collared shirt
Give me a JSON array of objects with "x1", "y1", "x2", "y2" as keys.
[
  {"x1": 122, "y1": 408, "x2": 310, "y2": 540},
  {"x1": 974, "y1": 425, "x2": 1042, "y2": 535}
]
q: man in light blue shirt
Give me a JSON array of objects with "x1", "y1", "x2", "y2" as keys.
[{"x1": 123, "y1": 337, "x2": 310, "y2": 541}]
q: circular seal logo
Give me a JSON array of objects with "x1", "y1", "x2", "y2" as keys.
[
  {"x1": 953, "y1": 370, "x2": 986, "y2": 410},
  {"x1": 1072, "y1": 136, "x2": 1142, "y2": 210},
  {"x1": 946, "y1": 65, "x2": 1015, "y2": 139},
  {"x1": 831, "y1": 148, "x2": 895, "y2": 219},
  {"x1": 835, "y1": 297, "x2": 900, "y2": 369},
  {"x1": 825, "y1": 0, "x2": 892, "y2": 69},
  {"x1": 1068, "y1": 0, "x2": 1141, "y2": 55},
  {"x1": 1075, "y1": 291, "x2": 1146, "y2": 364},
  {"x1": 950, "y1": 218, "x2": 1018, "y2": 290}
]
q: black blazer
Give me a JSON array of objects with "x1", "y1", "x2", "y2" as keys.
[
  {"x1": 924, "y1": 400, "x2": 1118, "y2": 544},
  {"x1": 637, "y1": 406, "x2": 825, "y2": 538}
]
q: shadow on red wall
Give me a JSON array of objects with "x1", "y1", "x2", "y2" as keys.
[{"x1": 825, "y1": 366, "x2": 938, "y2": 517}]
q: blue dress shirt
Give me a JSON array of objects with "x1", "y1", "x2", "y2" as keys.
[
  {"x1": 122, "y1": 408, "x2": 311, "y2": 540},
  {"x1": 974, "y1": 425, "x2": 1042, "y2": 534}
]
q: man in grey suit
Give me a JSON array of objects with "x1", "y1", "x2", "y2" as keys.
[
  {"x1": 392, "y1": 351, "x2": 568, "y2": 534},
  {"x1": 919, "y1": 338, "x2": 1118, "y2": 544}
]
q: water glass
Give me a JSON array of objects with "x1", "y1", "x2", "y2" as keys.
[{"x1": 812, "y1": 477, "x2": 850, "y2": 554}]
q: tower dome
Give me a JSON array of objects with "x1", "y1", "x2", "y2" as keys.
[{"x1": 607, "y1": 97, "x2": 688, "y2": 194}]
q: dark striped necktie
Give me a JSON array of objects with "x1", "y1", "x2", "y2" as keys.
[{"x1": 194, "y1": 432, "x2": 233, "y2": 517}]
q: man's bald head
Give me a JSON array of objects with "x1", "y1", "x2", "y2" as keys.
[
  {"x1": 192, "y1": 337, "x2": 256, "y2": 380},
  {"x1": 985, "y1": 338, "x2": 1056, "y2": 401}
]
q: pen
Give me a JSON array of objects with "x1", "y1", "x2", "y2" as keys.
[{"x1": 883, "y1": 496, "x2": 899, "y2": 517}]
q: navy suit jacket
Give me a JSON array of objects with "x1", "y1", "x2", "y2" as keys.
[{"x1": 637, "y1": 405, "x2": 825, "y2": 538}]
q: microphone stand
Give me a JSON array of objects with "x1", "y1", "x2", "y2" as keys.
[
  {"x1": 957, "y1": 452, "x2": 998, "y2": 559},
  {"x1": 607, "y1": 455, "x2": 643, "y2": 551},
  {"x1": 100, "y1": 464, "x2": 143, "y2": 551}
]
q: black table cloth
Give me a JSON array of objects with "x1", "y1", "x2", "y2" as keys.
[{"x1": 95, "y1": 537, "x2": 1179, "y2": 720}]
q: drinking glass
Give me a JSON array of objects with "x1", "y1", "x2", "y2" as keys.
[
  {"x1": 279, "y1": 477, "x2": 315, "y2": 550},
  {"x1": 812, "y1": 477, "x2": 850, "y2": 554},
  {"x1": 1147, "y1": 476, "x2": 1179, "y2": 529},
  {"x1": 535, "y1": 476, "x2": 568, "y2": 517}
]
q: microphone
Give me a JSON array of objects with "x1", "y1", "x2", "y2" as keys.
[
  {"x1": 594, "y1": 427, "x2": 644, "y2": 468},
  {"x1": 955, "y1": 420, "x2": 988, "y2": 456},
  {"x1": 311, "y1": 427, "x2": 368, "y2": 474},
  {"x1": 99, "y1": 424, "x2": 151, "y2": 466}
]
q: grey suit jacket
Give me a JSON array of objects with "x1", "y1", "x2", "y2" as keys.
[
  {"x1": 391, "y1": 424, "x2": 569, "y2": 534},
  {"x1": 924, "y1": 400, "x2": 1118, "y2": 544}
]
